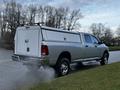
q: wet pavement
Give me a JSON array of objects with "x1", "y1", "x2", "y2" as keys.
[
  {"x1": 109, "y1": 51, "x2": 120, "y2": 64},
  {"x1": 0, "y1": 48, "x2": 120, "y2": 90}
]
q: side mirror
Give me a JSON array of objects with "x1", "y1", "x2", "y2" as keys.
[{"x1": 98, "y1": 41, "x2": 103, "y2": 44}]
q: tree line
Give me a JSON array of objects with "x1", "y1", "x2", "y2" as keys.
[
  {"x1": 0, "y1": 0, "x2": 82, "y2": 49},
  {"x1": 90, "y1": 23, "x2": 120, "y2": 46},
  {"x1": 0, "y1": 0, "x2": 120, "y2": 49}
]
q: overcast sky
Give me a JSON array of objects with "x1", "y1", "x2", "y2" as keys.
[{"x1": 1, "y1": 0, "x2": 120, "y2": 32}]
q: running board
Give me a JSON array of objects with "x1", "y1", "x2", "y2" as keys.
[{"x1": 71, "y1": 57, "x2": 101, "y2": 63}]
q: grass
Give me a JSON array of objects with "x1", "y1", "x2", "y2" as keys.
[
  {"x1": 109, "y1": 46, "x2": 120, "y2": 51},
  {"x1": 30, "y1": 62, "x2": 120, "y2": 90}
]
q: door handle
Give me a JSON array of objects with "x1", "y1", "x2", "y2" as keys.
[{"x1": 85, "y1": 45, "x2": 88, "y2": 47}]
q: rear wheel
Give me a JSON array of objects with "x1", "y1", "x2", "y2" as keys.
[
  {"x1": 100, "y1": 52, "x2": 109, "y2": 65},
  {"x1": 55, "y1": 57, "x2": 70, "y2": 76}
]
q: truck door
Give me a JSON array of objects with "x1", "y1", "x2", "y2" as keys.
[
  {"x1": 90, "y1": 35, "x2": 101, "y2": 58},
  {"x1": 83, "y1": 34, "x2": 95, "y2": 58}
]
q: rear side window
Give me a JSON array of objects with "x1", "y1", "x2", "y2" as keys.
[
  {"x1": 42, "y1": 29, "x2": 81, "y2": 43},
  {"x1": 84, "y1": 34, "x2": 92, "y2": 44}
]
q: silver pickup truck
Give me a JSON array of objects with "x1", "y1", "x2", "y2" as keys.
[{"x1": 12, "y1": 25, "x2": 109, "y2": 76}]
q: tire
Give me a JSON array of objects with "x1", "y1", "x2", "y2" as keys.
[
  {"x1": 100, "y1": 52, "x2": 109, "y2": 65},
  {"x1": 55, "y1": 57, "x2": 70, "y2": 76}
]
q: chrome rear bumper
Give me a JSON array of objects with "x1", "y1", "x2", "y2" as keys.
[{"x1": 12, "y1": 54, "x2": 49, "y2": 66}]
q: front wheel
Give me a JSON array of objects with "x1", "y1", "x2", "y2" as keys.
[
  {"x1": 55, "y1": 57, "x2": 70, "y2": 76},
  {"x1": 100, "y1": 52, "x2": 109, "y2": 65}
]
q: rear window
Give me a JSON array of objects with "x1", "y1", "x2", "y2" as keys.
[{"x1": 84, "y1": 34, "x2": 92, "y2": 43}]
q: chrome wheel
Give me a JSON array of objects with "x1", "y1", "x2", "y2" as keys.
[
  {"x1": 100, "y1": 53, "x2": 109, "y2": 65},
  {"x1": 104, "y1": 54, "x2": 108, "y2": 64},
  {"x1": 60, "y1": 62, "x2": 69, "y2": 76},
  {"x1": 55, "y1": 57, "x2": 70, "y2": 76}
]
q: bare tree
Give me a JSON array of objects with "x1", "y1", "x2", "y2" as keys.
[
  {"x1": 116, "y1": 25, "x2": 120, "y2": 37},
  {"x1": 20, "y1": 8, "x2": 28, "y2": 25},
  {"x1": 16, "y1": 4, "x2": 22, "y2": 25},
  {"x1": 102, "y1": 28, "x2": 113, "y2": 45},
  {"x1": 2, "y1": 0, "x2": 23, "y2": 48},
  {"x1": 0, "y1": 12, "x2": 2, "y2": 38},
  {"x1": 90, "y1": 23, "x2": 114, "y2": 46},
  {"x1": 0, "y1": 11, "x2": 7, "y2": 39},
  {"x1": 0, "y1": 1, "x2": 7, "y2": 39},
  {"x1": 37, "y1": 6, "x2": 82, "y2": 30},
  {"x1": 0, "y1": 1, "x2": 83, "y2": 49},
  {"x1": 90, "y1": 23, "x2": 105, "y2": 38},
  {"x1": 27, "y1": 5, "x2": 37, "y2": 24},
  {"x1": 115, "y1": 25, "x2": 120, "y2": 45},
  {"x1": 55, "y1": 7, "x2": 67, "y2": 28},
  {"x1": 37, "y1": 6, "x2": 45, "y2": 25},
  {"x1": 62, "y1": 7, "x2": 69, "y2": 29},
  {"x1": 67, "y1": 9, "x2": 82, "y2": 31}
]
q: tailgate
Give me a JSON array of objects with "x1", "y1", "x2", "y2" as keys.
[{"x1": 15, "y1": 26, "x2": 41, "y2": 57}]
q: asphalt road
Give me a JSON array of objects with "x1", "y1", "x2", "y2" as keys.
[
  {"x1": 0, "y1": 48, "x2": 120, "y2": 90},
  {"x1": 109, "y1": 51, "x2": 120, "y2": 64}
]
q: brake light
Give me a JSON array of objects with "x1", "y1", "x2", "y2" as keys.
[{"x1": 41, "y1": 45, "x2": 49, "y2": 55}]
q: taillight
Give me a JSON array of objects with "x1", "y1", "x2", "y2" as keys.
[{"x1": 41, "y1": 45, "x2": 49, "y2": 55}]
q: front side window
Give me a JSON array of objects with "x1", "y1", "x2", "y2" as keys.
[
  {"x1": 91, "y1": 36, "x2": 99, "y2": 44},
  {"x1": 84, "y1": 34, "x2": 92, "y2": 44}
]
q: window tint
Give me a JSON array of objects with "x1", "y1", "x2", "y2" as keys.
[
  {"x1": 84, "y1": 34, "x2": 92, "y2": 43},
  {"x1": 91, "y1": 36, "x2": 99, "y2": 44}
]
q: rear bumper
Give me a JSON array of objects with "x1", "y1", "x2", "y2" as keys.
[{"x1": 12, "y1": 54, "x2": 49, "y2": 66}]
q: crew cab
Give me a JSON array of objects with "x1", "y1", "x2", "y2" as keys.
[{"x1": 12, "y1": 24, "x2": 109, "y2": 76}]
